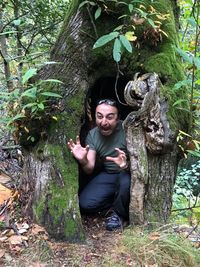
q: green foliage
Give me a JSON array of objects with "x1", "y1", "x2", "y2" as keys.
[
  {"x1": 0, "y1": 68, "x2": 62, "y2": 142},
  {"x1": 122, "y1": 226, "x2": 200, "y2": 266},
  {"x1": 172, "y1": 159, "x2": 200, "y2": 223},
  {"x1": 174, "y1": 0, "x2": 200, "y2": 158},
  {"x1": 79, "y1": 0, "x2": 170, "y2": 62}
]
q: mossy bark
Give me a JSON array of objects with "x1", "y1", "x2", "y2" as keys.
[{"x1": 21, "y1": 0, "x2": 189, "y2": 240}]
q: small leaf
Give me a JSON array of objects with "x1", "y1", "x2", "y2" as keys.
[
  {"x1": 22, "y1": 68, "x2": 37, "y2": 84},
  {"x1": 52, "y1": 116, "x2": 58, "y2": 121},
  {"x1": 175, "y1": 47, "x2": 193, "y2": 64},
  {"x1": 79, "y1": 0, "x2": 94, "y2": 8},
  {"x1": 147, "y1": 18, "x2": 156, "y2": 28},
  {"x1": 128, "y1": 4, "x2": 133, "y2": 13},
  {"x1": 187, "y1": 17, "x2": 197, "y2": 27},
  {"x1": 23, "y1": 103, "x2": 37, "y2": 109},
  {"x1": 125, "y1": 31, "x2": 137, "y2": 41},
  {"x1": 95, "y1": 6, "x2": 101, "y2": 20},
  {"x1": 194, "y1": 57, "x2": 200, "y2": 70},
  {"x1": 93, "y1": 32, "x2": 119, "y2": 49},
  {"x1": 37, "y1": 103, "x2": 45, "y2": 110},
  {"x1": 113, "y1": 38, "x2": 121, "y2": 62},
  {"x1": 40, "y1": 92, "x2": 62, "y2": 98},
  {"x1": 119, "y1": 35, "x2": 132, "y2": 53},
  {"x1": 13, "y1": 19, "x2": 21, "y2": 26},
  {"x1": 21, "y1": 87, "x2": 37, "y2": 98}
]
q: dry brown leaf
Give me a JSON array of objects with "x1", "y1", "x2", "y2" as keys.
[
  {"x1": 0, "y1": 172, "x2": 11, "y2": 185},
  {"x1": 0, "y1": 249, "x2": 5, "y2": 258},
  {"x1": 0, "y1": 184, "x2": 12, "y2": 205},
  {"x1": 31, "y1": 224, "x2": 47, "y2": 235},
  {"x1": 148, "y1": 232, "x2": 160, "y2": 241},
  {"x1": 0, "y1": 236, "x2": 8, "y2": 242},
  {"x1": 8, "y1": 235, "x2": 23, "y2": 245}
]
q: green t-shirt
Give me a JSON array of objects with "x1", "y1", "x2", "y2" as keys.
[{"x1": 85, "y1": 121, "x2": 127, "y2": 173}]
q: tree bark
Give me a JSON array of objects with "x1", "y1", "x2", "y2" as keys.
[{"x1": 20, "y1": 0, "x2": 189, "y2": 241}]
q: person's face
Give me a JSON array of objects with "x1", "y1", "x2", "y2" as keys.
[{"x1": 95, "y1": 103, "x2": 119, "y2": 136}]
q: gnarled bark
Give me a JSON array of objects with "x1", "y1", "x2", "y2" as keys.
[{"x1": 124, "y1": 73, "x2": 177, "y2": 224}]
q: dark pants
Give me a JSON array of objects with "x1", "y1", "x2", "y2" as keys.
[{"x1": 79, "y1": 171, "x2": 131, "y2": 220}]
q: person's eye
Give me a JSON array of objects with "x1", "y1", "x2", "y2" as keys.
[
  {"x1": 107, "y1": 115, "x2": 114, "y2": 120},
  {"x1": 97, "y1": 115, "x2": 103, "y2": 119}
]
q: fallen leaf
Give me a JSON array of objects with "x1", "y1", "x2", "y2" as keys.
[
  {"x1": 31, "y1": 224, "x2": 47, "y2": 235},
  {"x1": 8, "y1": 235, "x2": 23, "y2": 245},
  {"x1": 0, "y1": 236, "x2": 8, "y2": 242},
  {"x1": 0, "y1": 184, "x2": 12, "y2": 205},
  {"x1": 148, "y1": 232, "x2": 160, "y2": 241},
  {"x1": 0, "y1": 172, "x2": 11, "y2": 185}
]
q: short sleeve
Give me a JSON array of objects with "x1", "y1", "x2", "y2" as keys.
[{"x1": 85, "y1": 131, "x2": 96, "y2": 150}]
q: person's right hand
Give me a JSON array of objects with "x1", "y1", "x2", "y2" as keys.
[{"x1": 67, "y1": 136, "x2": 89, "y2": 165}]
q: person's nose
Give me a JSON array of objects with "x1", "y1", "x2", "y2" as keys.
[{"x1": 101, "y1": 117, "x2": 108, "y2": 126}]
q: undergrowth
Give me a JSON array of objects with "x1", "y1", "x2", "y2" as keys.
[{"x1": 120, "y1": 226, "x2": 200, "y2": 267}]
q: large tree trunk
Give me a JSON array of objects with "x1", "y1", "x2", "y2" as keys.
[{"x1": 20, "y1": 0, "x2": 189, "y2": 241}]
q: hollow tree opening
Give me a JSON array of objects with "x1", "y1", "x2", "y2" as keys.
[{"x1": 78, "y1": 76, "x2": 133, "y2": 194}]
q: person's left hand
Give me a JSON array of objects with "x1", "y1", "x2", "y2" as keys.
[{"x1": 106, "y1": 148, "x2": 128, "y2": 169}]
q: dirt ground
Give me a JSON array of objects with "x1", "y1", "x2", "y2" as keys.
[{"x1": 0, "y1": 214, "x2": 127, "y2": 267}]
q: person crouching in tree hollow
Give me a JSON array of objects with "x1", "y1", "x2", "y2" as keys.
[{"x1": 67, "y1": 99, "x2": 131, "y2": 231}]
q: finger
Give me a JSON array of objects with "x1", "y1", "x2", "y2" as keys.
[
  {"x1": 68, "y1": 139, "x2": 75, "y2": 148},
  {"x1": 67, "y1": 141, "x2": 73, "y2": 150},
  {"x1": 85, "y1": 145, "x2": 90, "y2": 152},
  {"x1": 76, "y1": 135, "x2": 80, "y2": 145},
  {"x1": 106, "y1": 156, "x2": 116, "y2": 162}
]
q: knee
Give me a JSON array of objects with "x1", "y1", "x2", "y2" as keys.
[
  {"x1": 119, "y1": 173, "x2": 131, "y2": 190},
  {"x1": 79, "y1": 193, "x2": 97, "y2": 213}
]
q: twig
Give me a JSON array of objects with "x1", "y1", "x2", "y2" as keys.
[
  {"x1": 186, "y1": 220, "x2": 200, "y2": 238},
  {"x1": 10, "y1": 222, "x2": 29, "y2": 248}
]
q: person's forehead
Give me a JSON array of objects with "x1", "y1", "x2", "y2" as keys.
[{"x1": 96, "y1": 103, "x2": 118, "y2": 114}]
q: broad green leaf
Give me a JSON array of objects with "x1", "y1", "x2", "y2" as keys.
[
  {"x1": 128, "y1": 4, "x2": 133, "y2": 12},
  {"x1": 119, "y1": 35, "x2": 132, "y2": 53},
  {"x1": 21, "y1": 87, "x2": 37, "y2": 98},
  {"x1": 22, "y1": 68, "x2": 37, "y2": 84},
  {"x1": 23, "y1": 103, "x2": 37, "y2": 109},
  {"x1": 174, "y1": 79, "x2": 191, "y2": 90},
  {"x1": 31, "y1": 106, "x2": 38, "y2": 113},
  {"x1": 79, "y1": 1, "x2": 95, "y2": 8},
  {"x1": 113, "y1": 38, "x2": 121, "y2": 62},
  {"x1": 186, "y1": 150, "x2": 200, "y2": 158},
  {"x1": 195, "y1": 79, "x2": 200, "y2": 85},
  {"x1": 147, "y1": 18, "x2": 156, "y2": 28},
  {"x1": 187, "y1": 17, "x2": 197, "y2": 27},
  {"x1": 175, "y1": 47, "x2": 193, "y2": 64},
  {"x1": 8, "y1": 114, "x2": 26, "y2": 124},
  {"x1": 93, "y1": 32, "x2": 119, "y2": 49},
  {"x1": 95, "y1": 6, "x2": 101, "y2": 20},
  {"x1": 194, "y1": 57, "x2": 200, "y2": 70},
  {"x1": 41, "y1": 92, "x2": 62, "y2": 98},
  {"x1": 37, "y1": 103, "x2": 45, "y2": 110}
]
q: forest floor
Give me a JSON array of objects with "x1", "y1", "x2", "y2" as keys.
[{"x1": 0, "y1": 135, "x2": 200, "y2": 267}]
